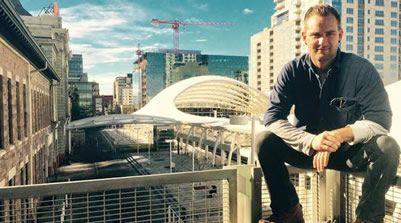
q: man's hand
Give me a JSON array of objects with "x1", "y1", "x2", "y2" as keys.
[
  {"x1": 313, "y1": 151, "x2": 331, "y2": 172},
  {"x1": 311, "y1": 131, "x2": 342, "y2": 152}
]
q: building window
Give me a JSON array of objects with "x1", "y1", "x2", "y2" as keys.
[
  {"x1": 391, "y1": 38, "x2": 397, "y2": 44},
  {"x1": 375, "y1": 37, "x2": 384, "y2": 43},
  {"x1": 23, "y1": 84, "x2": 27, "y2": 138},
  {"x1": 7, "y1": 78, "x2": 14, "y2": 144},
  {"x1": 0, "y1": 75, "x2": 3, "y2": 149},
  {"x1": 375, "y1": 19, "x2": 384, "y2": 26},
  {"x1": 346, "y1": 35, "x2": 354, "y2": 41},
  {"x1": 391, "y1": 21, "x2": 397, "y2": 27},
  {"x1": 375, "y1": 10, "x2": 384, "y2": 17},
  {"x1": 346, "y1": 26, "x2": 353, "y2": 32},
  {"x1": 391, "y1": 1, "x2": 397, "y2": 7},
  {"x1": 375, "y1": 46, "x2": 384, "y2": 52},
  {"x1": 358, "y1": 45, "x2": 364, "y2": 52},
  {"x1": 346, "y1": 17, "x2": 354, "y2": 23},
  {"x1": 391, "y1": 46, "x2": 397, "y2": 53},
  {"x1": 32, "y1": 91, "x2": 36, "y2": 132},
  {"x1": 375, "y1": 63, "x2": 384, "y2": 70},
  {"x1": 391, "y1": 29, "x2": 398, "y2": 35},
  {"x1": 346, "y1": 8, "x2": 354, "y2": 14},
  {"x1": 374, "y1": 54, "x2": 384, "y2": 61},
  {"x1": 276, "y1": 11, "x2": 289, "y2": 25},
  {"x1": 347, "y1": 0, "x2": 353, "y2": 2},
  {"x1": 391, "y1": 55, "x2": 397, "y2": 61},
  {"x1": 375, "y1": 28, "x2": 384, "y2": 35},
  {"x1": 391, "y1": 12, "x2": 397, "y2": 18},
  {"x1": 375, "y1": 0, "x2": 384, "y2": 6},
  {"x1": 346, "y1": 44, "x2": 353, "y2": 51},
  {"x1": 16, "y1": 82, "x2": 21, "y2": 141},
  {"x1": 391, "y1": 64, "x2": 397, "y2": 69}
]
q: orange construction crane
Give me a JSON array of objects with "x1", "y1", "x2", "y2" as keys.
[{"x1": 150, "y1": 19, "x2": 235, "y2": 51}]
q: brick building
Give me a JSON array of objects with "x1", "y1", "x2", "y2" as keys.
[
  {"x1": 0, "y1": 0, "x2": 60, "y2": 189},
  {"x1": 21, "y1": 12, "x2": 70, "y2": 169}
]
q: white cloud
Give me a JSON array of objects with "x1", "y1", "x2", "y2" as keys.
[
  {"x1": 195, "y1": 39, "x2": 208, "y2": 42},
  {"x1": 243, "y1": 8, "x2": 254, "y2": 15},
  {"x1": 59, "y1": 2, "x2": 172, "y2": 69},
  {"x1": 193, "y1": 3, "x2": 208, "y2": 11},
  {"x1": 89, "y1": 73, "x2": 120, "y2": 95},
  {"x1": 60, "y1": 2, "x2": 148, "y2": 39},
  {"x1": 135, "y1": 26, "x2": 171, "y2": 35},
  {"x1": 70, "y1": 43, "x2": 134, "y2": 69}
]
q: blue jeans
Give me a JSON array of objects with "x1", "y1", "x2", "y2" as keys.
[{"x1": 256, "y1": 131, "x2": 400, "y2": 222}]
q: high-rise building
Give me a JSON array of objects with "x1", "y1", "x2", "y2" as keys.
[
  {"x1": 21, "y1": 10, "x2": 70, "y2": 167},
  {"x1": 136, "y1": 49, "x2": 248, "y2": 106},
  {"x1": 113, "y1": 74, "x2": 135, "y2": 113},
  {"x1": 333, "y1": 0, "x2": 400, "y2": 85},
  {"x1": 68, "y1": 54, "x2": 83, "y2": 82},
  {"x1": 67, "y1": 54, "x2": 100, "y2": 119},
  {"x1": 250, "y1": 0, "x2": 400, "y2": 94}
]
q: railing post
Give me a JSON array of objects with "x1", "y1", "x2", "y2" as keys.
[
  {"x1": 317, "y1": 170, "x2": 340, "y2": 222},
  {"x1": 227, "y1": 167, "x2": 238, "y2": 223},
  {"x1": 250, "y1": 116, "x2": 256, "y2": 165},
  {"x1": 253, "y1": 167, "x2": 263, "y2": 223},
  {"x1": 224, "y1": 165, "x2": 259, "y2": 223}
]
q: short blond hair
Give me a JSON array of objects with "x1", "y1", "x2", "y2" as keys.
[{"x1": 304, "y1": 4, "x2": 341, "y2": 30}]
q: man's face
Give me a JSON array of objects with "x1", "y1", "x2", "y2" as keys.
[{"x1": 302, "y1": 14, "x2": 343, "y2": 68}]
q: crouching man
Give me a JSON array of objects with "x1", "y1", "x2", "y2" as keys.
[{"x1": 257, "y1": 4, "x2": 400, "y2": 223}]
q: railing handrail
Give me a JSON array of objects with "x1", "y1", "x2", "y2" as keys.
[{"x1": 0, "y1": 169, "x2": 237, "y2": 199}]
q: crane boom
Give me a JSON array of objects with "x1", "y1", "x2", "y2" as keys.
[{"x1": 150, "y1": 19, "x2": 235, "y2": 51}]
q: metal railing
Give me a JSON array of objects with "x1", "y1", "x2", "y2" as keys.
[
  {"x1": 252, "y1": 166, "x2": 321, "y2": 223},
  {"x1": 345, "y1": 174, "x2": 401, "y2": 223},
  {"x1": 0, "y1": 169, "x2": 237, "y2": 223}
]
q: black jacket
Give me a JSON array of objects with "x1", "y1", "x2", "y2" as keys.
[{"x1": 264, "y1": 50, "x2": 392, "y2": 134}]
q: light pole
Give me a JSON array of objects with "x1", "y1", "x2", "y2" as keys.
[
  {"x1": 136, "y1": 128, "x2": 139, "y2": 154},
  {"x1": 147, "y1": 130, "x2": 151, "y2": 165},
  {"x1": 165, "y1": 139, "x2": 177, "y2": 173}
]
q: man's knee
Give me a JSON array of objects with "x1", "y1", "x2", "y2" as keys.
[
  {"x1": 255, "y1": 131, "x2": 279, "y2": 156},
  {"x1": 376, "y1": 135, "x2": 400, "y2": 164}
]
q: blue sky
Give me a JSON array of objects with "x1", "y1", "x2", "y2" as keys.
[{"x1": 20, "y1": 0, "x2": 275, "y2": 94}]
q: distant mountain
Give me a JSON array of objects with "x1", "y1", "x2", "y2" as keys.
[{"x1": 9, "y1": 0, "x2": 31, "y2": 16}]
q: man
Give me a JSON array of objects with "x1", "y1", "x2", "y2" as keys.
[{"x1": 257, "y1": 4, "x2": 400, "y2": 223}]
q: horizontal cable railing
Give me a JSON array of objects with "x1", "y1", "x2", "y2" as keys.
[{"x1": 0, "y1": 169, "x2": 237, "y2": 223}]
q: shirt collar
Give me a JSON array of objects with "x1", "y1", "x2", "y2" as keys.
[{"x1": 303, "y1": 48, "x2": 342, "y2": 74}]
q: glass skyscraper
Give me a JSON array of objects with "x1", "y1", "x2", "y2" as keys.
[
  {"x1": 68, "y1": 54, "x2": 83, "y2": 82},
  {"x1": 141, "y1": 50, "x2": 248, "y2": 102}
]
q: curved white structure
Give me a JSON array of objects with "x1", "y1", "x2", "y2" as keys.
[
  {"x1": 135, "y1": 75, "x2": 267, "y2": 124},
  {"x1": 67, "y1": 76, "x2": 268, "y2": 129},
  {"x1": 67, "y1": 114, "x2": 176, "y2": 129}
]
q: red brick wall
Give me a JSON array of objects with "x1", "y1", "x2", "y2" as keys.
[{"x1": 0, "y1": 38, "x2": 54, "y2": 186}]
